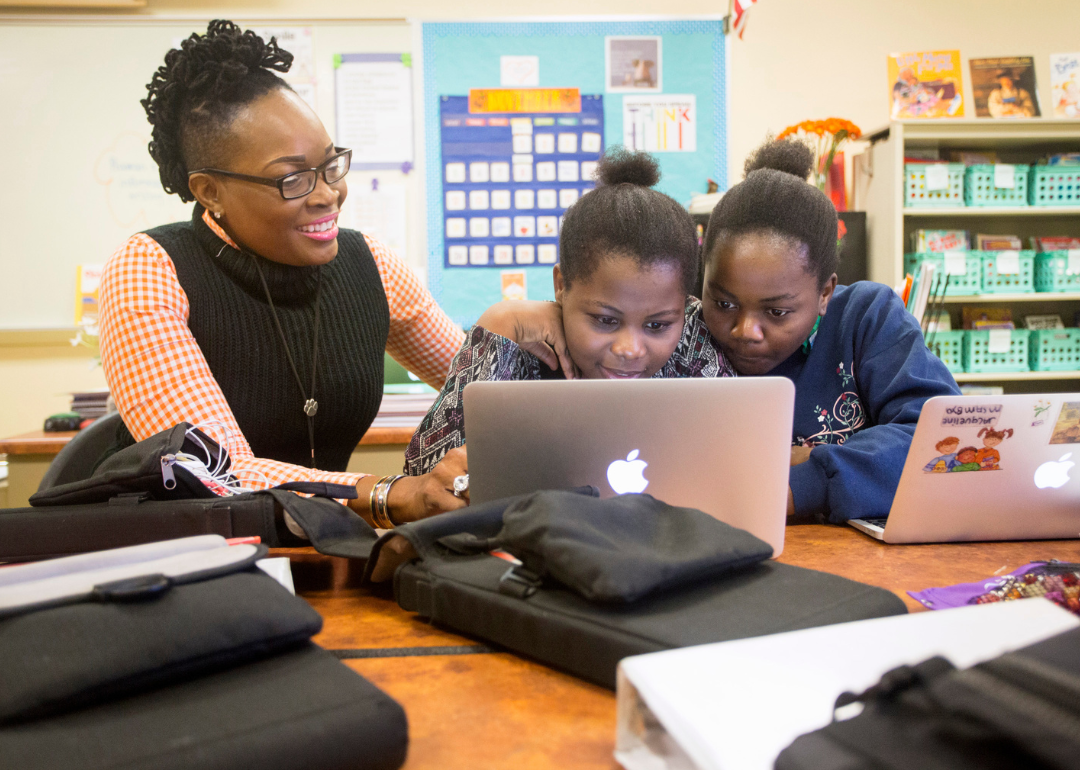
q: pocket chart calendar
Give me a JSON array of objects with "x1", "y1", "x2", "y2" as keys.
[{"x1": 439, "y1": 92, "x2": 605, "y2": 269}]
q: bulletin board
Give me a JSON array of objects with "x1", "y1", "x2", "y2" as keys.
[{"x1": 420, "y1": 19, "x2": 728, "y2": 326}]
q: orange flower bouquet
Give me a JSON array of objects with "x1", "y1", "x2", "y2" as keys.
[{"x1": 776, "y1": 118, "x2": 862, "y2": 192}]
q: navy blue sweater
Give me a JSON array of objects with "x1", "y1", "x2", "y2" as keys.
[{"x1": 771, "y1": 282, "x2": 960, "y2": 523}]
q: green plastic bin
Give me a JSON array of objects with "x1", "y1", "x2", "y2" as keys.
[
  {"x1": 963, "y1": 330, "x2": 1030, "y2": 373},
  {"x1": 978, "y1": 250, "x2": 1034, "y2": 294},
  {"x1": 1029, "y1": 329, "x2": 1080, "y2": 372},
  {"x1": 904, "y1": 252, "x2": 982, "y2": 295},
  {"x1": 964, "y1": 164, "x2": 1030, "y2": 207},
  {"x1": 1029, "y1": 166, "x2": 1080, "y2": 207},
  {"x1": 1034, "y1": 251, "x2": 1080, "y2": 293},
  {"x1": 904, "y1": 163, "x2": 965, "y2": 208}
]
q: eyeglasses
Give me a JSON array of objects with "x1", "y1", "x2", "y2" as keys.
[{"x1": 188, "y1": 148, "x2": 352, "y2": 200}]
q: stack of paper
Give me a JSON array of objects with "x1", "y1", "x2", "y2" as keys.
[
  {"x1": 370, "y1": 392, "x2": 437, "y2": 428},
  {"x1": 615, "y1": 600, "x2": 1078, "y2": 770},
  {"x1": 69, "y1": 390, "x2": 110, "y2": 421}
]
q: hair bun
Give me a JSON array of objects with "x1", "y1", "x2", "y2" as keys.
[
  {"x1": 595, "y1": 146, "x2": 661, "y2": 188},
  {"x1": 743, "y1": 137, "x2": 814, "y2": 181}
]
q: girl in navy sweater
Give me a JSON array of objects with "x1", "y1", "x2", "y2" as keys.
[{"x1": 700, "y1": 139, "x2": 960, "y2": 523}]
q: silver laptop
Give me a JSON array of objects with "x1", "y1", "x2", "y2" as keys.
[
  {"x1": 463, "y1": 378, "x2": 795, "y2": 556},
  {"x1": 849, "y1": 393, "x2": 1080, "y2": 543}
]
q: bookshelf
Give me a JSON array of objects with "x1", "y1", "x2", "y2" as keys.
[{"x1": 854, "y1": 119, "x2": 1080, "y2": 393}]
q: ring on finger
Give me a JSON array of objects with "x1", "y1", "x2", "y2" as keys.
[{"x1": 452, "y1": 474, "x2": 469, "y2": 498}]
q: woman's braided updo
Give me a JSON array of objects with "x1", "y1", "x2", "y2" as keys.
[{"x1": 142, "y1": 20, "x2": 294, "y2": 202}]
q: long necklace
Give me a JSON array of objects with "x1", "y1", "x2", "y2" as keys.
[{"x1": 251, "y1": 258, "x2": 323, "y2": 468}]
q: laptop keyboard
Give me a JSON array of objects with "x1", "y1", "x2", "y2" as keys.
[{"x1": 860, "y1": 517, "x2": 888, "y2": 530}]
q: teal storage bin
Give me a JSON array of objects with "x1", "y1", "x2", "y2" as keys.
[
  {"x1": 1034, "y1": 251, "x2": 1080, "y2": 293},
  {"x1": 904, "y1": 163, "x2": 965, "y2": 208},
  {"x1": 978, "y1": 250, "x2": 1034, "y2": 294},
  {"x1": 964, "y1": 164, "x2": 1030, "y2": 207},
  {"x1": 1029, "y1": 329, "x2": 1080, "y2": 372},
  {"x1": 925, "y1": 330, "x2": 965, "y2": 374},
  {"x1": 1029, "y1": 166, "x2": 1080, "y2": 207},
  {"x1": 963, "y1": 330, "x2": 1030, "y2": 373},
  {"x1": 904, "y1": 252, "x2": 982, "y2": 295}
]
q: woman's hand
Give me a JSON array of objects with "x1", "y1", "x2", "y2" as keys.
[
  {"x1": 351, "y1": 447, "x2": 469, "y2": 528},
  {"x1": 363, "y1": 447, "x2": 468, "y2": 582},
  {"x1": 388, "y1": 446, "x2": 470, "y2": 523},
  {"x1": 475, "y1": 300, "x2": 576, "y2": 379}
]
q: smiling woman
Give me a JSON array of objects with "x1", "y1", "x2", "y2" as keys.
[{"x1": 96, "y1": 20, "x2": 517, "y2": 528}]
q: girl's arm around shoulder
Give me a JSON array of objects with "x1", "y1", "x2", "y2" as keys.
[{"x1": 660, "y1": 298, "x2": 737, "y2": 378}]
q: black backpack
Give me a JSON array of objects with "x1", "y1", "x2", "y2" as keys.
[{"x1": 775, "y1": 624, "x2": 1080, "y2": 770}]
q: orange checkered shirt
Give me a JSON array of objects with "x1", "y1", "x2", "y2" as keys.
[{"x1": 99, "y1": 209, "x2": 464, "y2": 491}]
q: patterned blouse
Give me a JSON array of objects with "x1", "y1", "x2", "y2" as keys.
[{"x1": 404, "y1": 298, "x2": 735, "y2": 476}]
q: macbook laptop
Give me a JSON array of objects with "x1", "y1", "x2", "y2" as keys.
[
  {"x1": 463, "y1": 378, "x2": 795, "y2": 556},
  {"x1": 849, "y1": 393, "x2": 1080, "y2": 543}
]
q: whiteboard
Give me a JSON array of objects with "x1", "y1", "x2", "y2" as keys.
[{"x1": 0, "y1": 17, "x2": 413, "y2": 330}]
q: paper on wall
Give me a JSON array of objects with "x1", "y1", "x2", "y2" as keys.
[
  {"x1": 251, "y1": 27, "x2": 316, "y2": 110},
  {"x1": 623, "y1": 95, "x2": 696, "y2": 153},
  {"x1": 339, "y1": 175, "x2": 409, "y2": 258},
  {"x1": 335, "y1": 55, "x2": 414, "y2": 169},
  {"x1": 501, "y1": 56, "x2": 539, "y2": 86}
]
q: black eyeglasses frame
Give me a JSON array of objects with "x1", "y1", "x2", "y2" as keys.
[{"x1": 188, "y1": 148, "x2": 352, "y2": 200}]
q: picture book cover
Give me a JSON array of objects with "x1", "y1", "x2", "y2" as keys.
[
  {"x1": 1050, "y1": 53, "x2": 1080, "y2": 118},
  {"x1": 970, "y1": 57, "x2": 1040, "y2": 118},
  {"x1": 889, "y1": 51, "x2": 965, "y2": 119}
]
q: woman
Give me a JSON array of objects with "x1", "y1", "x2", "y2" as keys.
[
  {"x1": 405, "y1": 148, "x2": 733, "y2": 476},
  {"x1": 98, "y1": 21, "x2": 561, "y2": 529}
]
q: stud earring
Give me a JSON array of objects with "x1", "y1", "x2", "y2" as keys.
[{"x1": 214, "y1": 210, "x2": 223, "y2": 220}]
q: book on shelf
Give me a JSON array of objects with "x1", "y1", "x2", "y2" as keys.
[
  {"x1": 1030, "y1": 236, "x2": 1080, "y2": 252},
  {"x1": 1050, "y1": 53, "x2": 1080, "y2": 118},
  {"x1": 912, "y1": 229, "x2": 969, "y2": 252},
  {"x1": 963, "y1": 306, "x2": 1014, "y2": 330},
  {"x1": 969, "y1": 56, "x2": 1041, "y2": 118},
  {"x1": 368, "y1": 392, "x2": 437, "y2": 428},
  {"x1": 1048, "y1": 153, "x2": 1080, "y2": 166},
  {"x1": 1024, "y1": 314, "x2": 1065, "y2": 330},
  {"x1": 975, "y1": 234, "x2": 1022, "y2": 251},
  {"x1": 946, "y1": 150, "x2": 998, "y2": 165},
  {"x1": 888, "y1": 50, "x2": 965, "y2": 119}
]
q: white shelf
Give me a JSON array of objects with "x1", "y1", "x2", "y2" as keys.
[
  {"x1": 904, "y1": 206, "x2": 1080, "y2": 217},
  {"x1": 955, "y1": 371, "x2": 1080, "y2": 383},
  {"x1": 941, "y1": 292, "x2": 1080, "y2": 303}
]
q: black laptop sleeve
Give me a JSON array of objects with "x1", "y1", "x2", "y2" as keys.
[
  {"x1": 0, "y1": 422, "x2": 378, "y2": 563},
  {"x1": 0, "y1": 541, "x2": 408, "y2": 770},
  {"x1": 370, "y1": 491, "x2": 908, "y2": 689}
]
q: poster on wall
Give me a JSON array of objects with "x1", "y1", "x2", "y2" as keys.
[
  {"x1": 420, "y1": 19, "x2": 727, "y2": 326},
  {"x1": 1050, "y1": 53, "x2": 1080, "y2": 118},
  {"x1": 623, "y1": 95, "x2": 696, "y2": 152},
  {"x1": 606, "y1": 36, "x2": 662, "y2": 92},
  {"x1": 970, "y1": 57, "x2": 1040, "y2": 118},
  {"x1": 439, "y1": 91, "x2": 604, "y2": 269},
  {"x1": 888, "y1": 50, "x2": 965, "y2": 119}
]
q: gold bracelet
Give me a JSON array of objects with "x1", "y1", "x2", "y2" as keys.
[{"x1": 369, "y1": 476, "x2": 394, "y2": 529}]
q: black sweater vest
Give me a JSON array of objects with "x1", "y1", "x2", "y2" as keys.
[{"x1": 144, "y1": 207, "x2": 389, "y2": 472}]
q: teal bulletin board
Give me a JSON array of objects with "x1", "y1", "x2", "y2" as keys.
[{"x1": 421, "y1": 19, "x2": 728, "y2": 327}]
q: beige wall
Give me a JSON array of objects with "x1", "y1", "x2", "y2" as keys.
[{"x1": 2, "y1": 0, "x2": 1077, "y2": 438}]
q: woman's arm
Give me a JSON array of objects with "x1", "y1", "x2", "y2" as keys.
[
  {"x1": 98, "y1": 233, "x2": 466, "y2": 526},
  {"x1": 368, "y1": 236, "x2": 464, "y2": 390}
]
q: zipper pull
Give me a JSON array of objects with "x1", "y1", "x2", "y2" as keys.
[{"x1": 161, "y1": 454, "x2": 177, "y2": 490}]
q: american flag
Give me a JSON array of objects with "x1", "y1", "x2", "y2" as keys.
[{"x1": 731, "y1": 0, "x2": 758, "y2": 39}]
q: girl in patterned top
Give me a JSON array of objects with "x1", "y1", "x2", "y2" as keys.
[{"x1": 405, "y1": 148, "x2": 735, "y2": 477}]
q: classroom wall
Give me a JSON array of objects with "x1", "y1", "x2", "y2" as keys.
[{"x1": 2, "y1": 0, "x2": 1077, "y2": 438}]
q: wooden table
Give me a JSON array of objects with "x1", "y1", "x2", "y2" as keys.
[
  {"x1": 0, "y1": 426, "x2": 415, "y2": 509},
  {"x1": 283, "y1": 524, "x2": 1080, "y2": 770}
]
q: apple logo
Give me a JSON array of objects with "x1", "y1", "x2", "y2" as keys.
[
  {"x1": 607, "y1": 449, "x2": 649, "y2": 494},
  {"x1": 1034, "y1": 453, "x2": 1075, "y2": 490}
]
